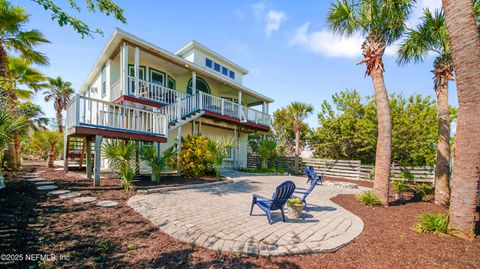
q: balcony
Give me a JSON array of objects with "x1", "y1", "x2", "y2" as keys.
[{"x1": 66, "y1": 95, "x2": 168, "y2": 142}]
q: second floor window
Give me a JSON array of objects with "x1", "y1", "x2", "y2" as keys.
[{"x1": 205, "y1": 57, "x2": 236, "y2": 80}]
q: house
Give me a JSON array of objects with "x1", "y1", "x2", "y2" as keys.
[{"x1": 64, "y1": 28, "x2": 273, "y2": 184}]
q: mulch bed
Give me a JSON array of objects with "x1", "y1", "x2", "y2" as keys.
[{"x1": 1, "y1": 164, "x2": 479, "y2": 268}]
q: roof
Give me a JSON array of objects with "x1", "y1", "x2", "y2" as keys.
[
  {"x1": 80, "y1": 28, "x2": 273, "y2": 103},
  {"x1": 175, "y1": 40, "x2": 249, "y2": 75}
]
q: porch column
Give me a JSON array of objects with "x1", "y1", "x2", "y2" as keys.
[
  {"x1": 120, "y1": 42, "x2": 129, "y2": 96},
  {"x1": 263, "y1": 101, "x2": 267, "y2": 124},
  {"x1": 63, "y1": 133, "x2": 68, "y2": 173},
  {"x1": 238, "y1": 91, "x2": 242, "y2": 120},
  {"x1": 192, "y1": 71, "x2": 197, "y2": 94},
  {"x1": 134, "y1": 46, "x2": 140, "y2": 97},
  {"x1": 94, "y1": 135, "x2": 103, "y2": 187},
  {"x1": 86, "y1": 137, "x2": 92, "y2": 180},
  {"x1": 176, "y1": 126, "x2": 182, "y2": 176}
]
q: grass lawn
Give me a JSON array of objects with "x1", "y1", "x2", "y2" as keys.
[{"x1": 1, "y1": 164, "x2": 479, "y2": 268}]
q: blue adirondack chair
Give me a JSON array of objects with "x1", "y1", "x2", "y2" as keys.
[
  {"x1": 250, "y1": 180, "x2": 296, "y2": 224},
  {"x1": 305, "y1": 166, "x2": 323, "y2": 185},
  {"x1": 295, "y1": 173, "x2": 322, "y2": 210}
]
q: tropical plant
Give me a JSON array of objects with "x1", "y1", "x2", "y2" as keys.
[
  {"x1": 0, "y1": 110, "x2": 26, "y2": 175},
  {"x1": 102, "y1": 141, "x2": 136, "y2": 191},
  {"x1": 29, "y1": 130, "x2": 62, "y2": 167},
  {"x1": 442, "y1": 0, "x2": 480, "y2": 240},
  {"x1": 356, "y1": 190, "x2": 382, "y2": 206},
  {"x1": 283, "y1": 102, "x2": 313, "y2": 173},
  {"x1": 44, "y1": 76, "x2": 74, "y2": 133},
  {"x1": 414, "y1": 183, "x2": 434, "y2": 202},
  {"x1": 207, "y1": 137, "x2": 234, "y2": 178},
  {"x1": 0, "y1": 0, "x2": 49, "y2": 77},
  {"x1": 328, "y1": 0, "x2": 415, "y2": 206},
  {"x1": 257, "y1": 139, "x2": 277, "y2": 169},
  {"x1": 163, "y1": 145, "x2": 177, "y2": 170},
  {"x1": 397, "y1": 8, "x2": 457, "y2": 206},
  {"x1": 415, "y1": 213, "x2": 448, "y2": 234},
  {"x1": 140, "y1": 144, "x2": 175, "y2": 182},
  {"x1": 272, "y1": 108, "x2": 312, "y2": 156},
  {"x1": 18, "y1": 101, "x2": 49, "y2": 131},
  {"x1": 179, "y1": 135, "x2": 212, "y2": 178}
]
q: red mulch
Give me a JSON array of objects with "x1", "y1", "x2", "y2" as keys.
[{"x1": 1, "y1": 164, "x2": 479, "y2": 268}]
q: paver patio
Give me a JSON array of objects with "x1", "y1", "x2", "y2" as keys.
[{"x1": 128, "y1": 175, "x2": 368, "y2": 255}]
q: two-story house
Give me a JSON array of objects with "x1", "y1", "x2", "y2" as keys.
[{"x1": 64, "y1": 28, "x2": 273, "y2": 184}]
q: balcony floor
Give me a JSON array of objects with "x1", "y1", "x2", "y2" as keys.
[
  {"x1": 66, "y1": 125, "x2": 167, "y2": 143},
  {"x1": 203, "y1": 111, "x2": 270, "y2": 131}
]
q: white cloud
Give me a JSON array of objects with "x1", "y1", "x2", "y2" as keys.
[
  {"x1": 408, "y1": 0, "x2": 442, "y2": 27},
  {"x1": 420, "y1": 0, "x2": 442, "y2": 11},
  {"x1": 251, "y1": 2, "x2": 266, "y2": 21},
  {"x1": 265, "y1": 11, "x2": 287, "y2": 37},
  {"x1": 289, "y1": 23, "x2": 398, "y2": 58}
]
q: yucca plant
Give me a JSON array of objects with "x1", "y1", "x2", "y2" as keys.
[
  {"x1": 207, "y1": 136, "x2": 235, "y2": 178},
  {"x1": 102, "y1": 141, "x2": 136, "y2": 191},
  {"x1": 140, "y1": 144, "x2": 175, "y2": 182}
]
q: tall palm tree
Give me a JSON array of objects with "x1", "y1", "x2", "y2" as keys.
[
  {"x1": 44, "y1": 76, "x2": 74, "y2": 133},
  {"x1": 286, "y1": 102, "x2": 313, "y2": 173},
  {"x1": 442, "y1": 0, "x2": 480, "y2": 240},
  {"x1": 328, "y1": 0, "x2": 415, "y2": 206},
  {"x1": 397, "y1": 9, "x2": 453, "y2": 206},
  {"x1": 0, "y1": 0, "x2": 49, "y2": 77}
]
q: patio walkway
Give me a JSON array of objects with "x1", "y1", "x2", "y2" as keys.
[{"x1": 127, "y1": 175, "x2": 368, "y2": 256}]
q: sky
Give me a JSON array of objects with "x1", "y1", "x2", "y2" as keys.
[{"x1": 19, "y1": 0, "x2": 455, "y2": 128}]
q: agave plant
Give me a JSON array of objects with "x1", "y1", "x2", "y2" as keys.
[
  {"x1": 102, "y1": 141, "x2": 137, "y2": 191},
  {"x1": 207, "y1": 137, "x2": 234, "y2": 178},
  {"x1": 140, "y1": 144, "x2": 175, "y2": 182}
]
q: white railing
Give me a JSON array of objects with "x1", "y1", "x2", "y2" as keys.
[
  {"x1": 243, "y1": 106, "x2": 272, "y2": 126},
  {"x1": 157, "y1": 94, "x2": 200, "y2": 122},
  {"x1": 66, "y1": 95, "x2": 168, "y2": 136},
  {"x1": 127, "y1": 76, "x2": 188, "y2": 104},
  {"x1": 199, "y1": 92, "x2": 240, "y2": 119}
]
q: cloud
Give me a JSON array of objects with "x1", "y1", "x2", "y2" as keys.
[
  {"x1": 251, "y1": 2, "x2": 266, "y2": 21},
  {"x1": 265, "y1": 11, "x2": 287, "y2": 37},
  {"x1": 408, "y1": 0, "x2": 442, "y2": 27},
  {"x1": 289, "y1": 23, "x2": 398, "y2": 58}
]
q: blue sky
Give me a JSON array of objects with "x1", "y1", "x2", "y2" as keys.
[{"x1": 19, "y1": 0, "x2": 456, "y2": 128}]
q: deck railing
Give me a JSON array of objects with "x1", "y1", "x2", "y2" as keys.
[
  {"x1": 66, "y1": 95, "x2": 168, "y2": 136},
  {"x1": 127, "y1": 76, "x2": 188, "y2": 104}
]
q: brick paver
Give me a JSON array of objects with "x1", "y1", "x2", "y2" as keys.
[{"x1": 128, "y1": 175, "x2": 367, "y2": 255}]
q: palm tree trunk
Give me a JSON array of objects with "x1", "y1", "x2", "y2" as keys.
[
  {"x1": 294, "y1": 127, "x2": 300, "y2": 174},
  {"x1": 371, "y1": 67, "x2": 392, "y2": 206},
  {"x1": 14, "y1": 131, "x2": 20, "y2": 167},
  {"x1": 443, "y1": 0, "x2": 480, "y2": 240},
  {"x1": 0, "y1": 44, "x2": 7, "y2": 78},
  {"x1": 434, "y1": 82, "x2": 451, "y2": 206},
  {"x1": 57, "y1": 110, "x2": 63, "y2": 133},
  {"x1": 47, "y1": 146, "x2": 55, "y2": 168}
]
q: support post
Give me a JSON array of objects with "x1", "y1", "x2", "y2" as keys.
[
  {"x1": 63, "y1": 134, "x2": 69, "y2": 173},
  {"x1": 94, "y1": 135, "x2": 103, "y2": 187},
  {"x1": 199, "y1": 91, "x2": 203, "y2": 110},
  {"x1": 86, "y1": 137, "x2": 92, "y2": 180},
  {"x1": 75, "y1": 94, "x2": 80, "y2": 127},
  {"x1": 192, "y1": 71, "x2": 197, "y2": 94},
  {"x1": 121, "y1": 42, "x2": 129, "y2": 95},
  {"x1": 238, "y1": 91, "x2": 242, "y2": 120},
  {"x1": 176, "y1": 126, "x2": 182, "y2": 176},
  {"x1": 134, "y1": 46, "x2": 140, "y2": 97}
]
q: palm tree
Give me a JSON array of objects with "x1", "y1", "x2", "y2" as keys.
[
  {"x1": 207, "y1": 137, "x2": 235, "y2": 178},
  {"x1": 0, "y1": 0, "x2": 49, "y2": 77},
  {"x1": 442, "y1": 0, "x2": 480, "y2": 240},
  {"x1": 397, "y1": 8, "x2": 453, "y2": 206},
  {"x1": 30, "y1": 130, "x2": 62, "y2": 168},
  {"x1": 286, "y1": 102, "x2": 313, "y2": 173},
  {"x1": 328, "y1": 0, "x2": 415, "y2": 205},
  {"x1": 44, "y1": 76, "x2": 74, "y2": 133},
  {"x1": 0, "y1": 110, "x2": 26, "y2": 175},
  {"x1": 102, "y1": 141, "x2": 137, "y2": 191}
]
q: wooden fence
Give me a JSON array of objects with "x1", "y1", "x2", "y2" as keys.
[{"x1": 247, "y1": 154, "x2": 434, "y2": 183}]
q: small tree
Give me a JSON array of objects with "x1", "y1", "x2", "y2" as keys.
[
  {"x1": 140, "y1": 144, "x2": 175, "y2": 182},
  {"x1": 30, "y1": 130, "x2": 62, "y2": 167},
  {"x1": 0, "y1": 110, "x2": 26, "y2": 186},
  {"x1": 257, "y1": 139, "x2": 277, "y2": 169},
  {"x1": 102, "y1": 141, "x2": 136, "y2": 191},
  {"x1": 207, "y1": 137, "x2": 234, "y2": 178}
]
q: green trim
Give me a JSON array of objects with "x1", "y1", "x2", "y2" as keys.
[
  {"x1": 187, "y1": 76, "x2": 211, "y2": 95},
  {"x1": 167, "y1": 75, "x2": 176, "y2": 90},
  {"x1": 128, "y1": 64, "x2": 146, "y2": 80},
  {"x1": 148, "y1": 67, "x2": 166, "y2": 86}
]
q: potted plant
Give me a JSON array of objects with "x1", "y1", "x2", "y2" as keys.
[{"x1": 287, "y1": 197, "x2": 304, "y2": 218}]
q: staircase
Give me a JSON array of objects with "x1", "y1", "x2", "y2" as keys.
[
  {"x1": 158, "y1": 93, "x2": 206, "y2": 131},
  {"x1": 65, "y1": 137, "x2": 94, "y2": 169}
]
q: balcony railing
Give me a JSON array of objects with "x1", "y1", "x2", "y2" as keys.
[
  {"x1": 128, "y1": 76, "x2": 188, "y2": 104},
  {"x1": 66, "y1": 95, "x2": 168, "y2": 136}
]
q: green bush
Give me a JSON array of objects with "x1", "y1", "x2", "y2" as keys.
[
  {"x1": 287, "y1": 197, "x2": 303, "y2": 206},
  {"x1": 179, "y1": 135, "x2": 213, "y2": 178},
  {"x1": 140, "y1": 144, "x2": 175, "y2": 182},
  {"x1": 392, "y1": 180, "x2": 409, "y2": 194},
  {"x1": 415, "y1": 183, "x2": 434, "y2": 202},
  {"x1": 356, "y1": 191, "x2": 383, "y2": 206},
  {"x1": 414, "y1": 213, "x2": 448, "y2": 234},
  {"x1": 102, "y1": 141, "x2": 136, "y2": 192}
]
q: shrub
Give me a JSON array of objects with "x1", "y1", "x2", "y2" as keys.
[
  {"x1": 287, "y1": 197, "x2": 303, "y2": 206},
  {"x1": 248, "y1": 133, "x2": 279, "y2": 168},
  {"x1": 392, "y1": 180, "x2": 409, "y2": 194},
  {"x1": 414, "y1": 213, "x2": 448, "y2": 234},
  {"x1": 179, "y1": 135, "x2": 212, "y2": 178},
  {"x1": 207, "y1": 136, "x2": 234, "y2": 178},
  {"x1": 102, "y1": 141, "x2": 136, "y2": 192},
  {"x1": 140, "y1": 144, "x2": 175, "y2": 182},
  {"x1": 356, "y1": 191, "x2": 382, "y2": 206},
  {"x1": 401, "y1": 170, "x2": 415, "y2": 182},
  {"x1": 415, "y1": 183, "x2": 434, "y2": 202}
]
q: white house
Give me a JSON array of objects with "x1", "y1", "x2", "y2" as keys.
[{"x1": 64, "y1": 28, "x2": 273, "y2": 184}]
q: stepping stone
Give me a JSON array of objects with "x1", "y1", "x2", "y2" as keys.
[
  {"x1": 37, "y1": 185, "x2": 58, "y2": 191},
  {"x1": 58, "y1": 192, "x2": 82, "y2": 199},
  {"x1": 26, "y1": 178, "x2": 45, "y2": 182},
  {"x1": 96, "y1": 200, "x2": 118, "y2": 208},
  {"x1": 48, "y1": 190, "x2": 70, "y2": 195},
  {"x1": 73, "y1": 196, "x2": 97, "y2": 203},
  {"x1": 34, "y1": 181, "x2": 55, "y2": 185},
  {"x1": 54, "y1": 168, "x2": 63, "y2": 171}
]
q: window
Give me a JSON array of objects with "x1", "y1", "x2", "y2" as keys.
[
  {"x1": 222, "y1": 66, "x2": 228, "y2": 75},
  {"x1": 205, "y1": 58, "x2": 213, "y2": 68},
  {"x1": 149, "y1": 68, "x2": 165, "y2": 86},
  {"x1": 167, "y1": 76, "x2": 176, "y2": 89},
  {"x1": 229, "y1": 70, "x2": 235, "y2": 79},
  {"x1": 128, "y1": 65, "x2": 146, "y2": 80},
  {"x1": 187, "y1": 77, "x2": 210, "y2": 95},
  {"x1": 214, "y1": 62, "x2": 221, "y2": 72},
  {"x1": 101, "y1": 65, "x2": 106, "y2": 98}
]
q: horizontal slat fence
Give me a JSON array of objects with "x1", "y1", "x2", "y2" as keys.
[{"x1": 247, "y1": 154, "x2": 434, "y2": 183}]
